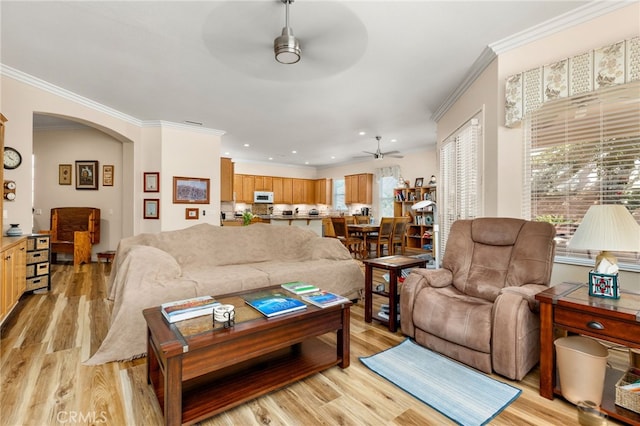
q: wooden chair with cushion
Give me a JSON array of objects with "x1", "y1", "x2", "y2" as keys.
[
  {"x1": 331, "y1": 217, "x2": 363, "y2": 258},
  {"x1": 47, "y1": 207, "x2": 100, "y2": 267},
  {"x1": 390, "y1": 216, "x2": 411, "y2": 254},
  {"x1": 369, "y1": 217, "x2": 394, "y2": 258}
]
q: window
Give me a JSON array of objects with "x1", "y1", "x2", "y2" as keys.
[
  {"x1": 379, "y1": 176, "x2": 396, "y2": 217},
  {"x1": 440, "y1": 115, "x2": 481, "y2": 256},
  {"x1": 524, "y1": 81, "x2": 640, "y2": 268},
  {"x1": 333, "y1": 178, "x2": 346, "y2": 211}
]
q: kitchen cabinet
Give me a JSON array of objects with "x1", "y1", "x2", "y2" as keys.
[
  {"x1": 345, "y1": 173, "x2": 372, "y2": 204},
  {"x1": 281, "y1": 178, "x2": 293, "y2": 204},
  {"x1": 242, "y1": 175, "x2": 255, "y2": 203},
  {"x1": 292, "y1": 179, "x2": 305, "y2": 204},
  {"x1": 272, "y1": 177, "x2": 283, "y2": 203},
  {"x1": 315, "y1": 179, "x2": 332, "y2": 205},
  {"x1": 304, "y1": 180, "x2": 315, "y2": 204},
  {"x1": 1, "y1": 238, "x2": 26, "y2": 323},
  {"x1": 254, "y1": 176, "x2": 272, "y2": 191},
  {"x1": 220, "y1": 157, "x2": 234, "y2": 201}
]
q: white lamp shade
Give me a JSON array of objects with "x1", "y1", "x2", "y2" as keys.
[
  {"x1": 568, "y1": 205, "x2": 640, "y2": 252},
  {"x1": 411, "y1": 200, "x2": 435, "y2": 210}
]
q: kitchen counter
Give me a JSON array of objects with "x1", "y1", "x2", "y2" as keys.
[
  {"x1": 268, "y1": 215, "x2": 324, "y2": 220},
  {"x1": 268, "y1": 216, "x2": 324, "y2": 236}
]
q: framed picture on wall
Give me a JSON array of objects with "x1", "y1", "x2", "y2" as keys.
[
  {"x1": 144, "y1": 172, "x2": 159, "y2": 192},
  {"x1": 173, "y1": 176, "x2": 210, "y2": 204},
  {"x1": 103, "y1": 165, "x2": 114, "y2": 186},
  {"x1": 144, "y1": 199, "x2": 159, "y2": 219},
  {"x1": 185, "y1": 208, "x2": 199, "y2": 220},
  {"x1": 59, "y1": 164, "x2": 72, "y2": 185},
  {"x1": 75, "y1": 160, "x2": 99, "y2": 190}
]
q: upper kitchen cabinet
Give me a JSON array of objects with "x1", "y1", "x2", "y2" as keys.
[
  {"x1": 273, "y1": 177, "x2": 292, "y2": 204},
  {"x1": 233, "y1": 174, "x2": 255, "y2": 203},
  {"x1": 220, "y1": 157, "x2": 234, "y2": 202},
  {"x1": 315, "y1": 178, "x2": 332, "y2": 205},
  {"x1": 345, "y1": 173, "x2": 372, "y2": 204},
  {"x1": 254, "y1": 176, "x2": 273, "y2": 191}
]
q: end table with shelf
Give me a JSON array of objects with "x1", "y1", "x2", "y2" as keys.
[
  {"x1": 535, "y1": 282, "x2": 640, "y2": 425},
  {"x1": 363, "y1": 255, "x2": 427, "y2": 332}
]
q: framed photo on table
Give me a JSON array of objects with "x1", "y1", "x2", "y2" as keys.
[
  {"x1": 144, "y1": 199, "x2": 159, "y2": 219},
  {"x1": 103, "y1": 165, "x2": 114, "y2": 186},
  {"x1": 414, "y1": 177, "x2": 424, "y2": 188},
  {"x1": 173, "y1": 176, "x2": 210, "y2": 204},
  {"x1": 59, "y1": 164, "x2": 72, "y2": 185},
  {"x1": 144, "y1": 172, "x2": 159, "y2": 192},
  {"x1": 76, "y1": 160, "x2": 98, "y2": 190}
]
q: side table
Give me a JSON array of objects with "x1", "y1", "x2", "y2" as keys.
[
  {"x1": 363, "y1": 255, "x2": 427, "y2": 332},
  {"x1": 535, "y1": 282, "x2": 640, "y2": 425}
]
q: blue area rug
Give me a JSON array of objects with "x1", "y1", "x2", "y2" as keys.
[{"x1": 360, "y1": 339, "x2": 521, "y2": 426}]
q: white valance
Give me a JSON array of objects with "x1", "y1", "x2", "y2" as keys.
[{"x1": 374, "y1": 165, "x2": 401, "y2": 182}]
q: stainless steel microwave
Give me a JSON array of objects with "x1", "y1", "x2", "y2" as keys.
[{"x1": 254, "y1": 191, "x2": 274, "y2": 203}]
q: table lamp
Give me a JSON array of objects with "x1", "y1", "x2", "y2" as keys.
[
  {"x1": 411, "y1": 200, "x2": 439, "y2": 268},
  {"x1": 568, "y1": 204, "x2": 640, "y2": 298}
]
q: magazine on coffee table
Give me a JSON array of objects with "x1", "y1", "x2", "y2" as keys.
[
  {"x1": 280, "y1": 281, "x2": 320, "y2": 295},
  {"x1": 244, "y1": 292, "x2": 307, "y2": 317},
  {"x1": 161, "y1": 295, "x2": 220, "y2": 323},
  {"x1": 301, "y1": 291, "x2": 350, "y2": 308}
]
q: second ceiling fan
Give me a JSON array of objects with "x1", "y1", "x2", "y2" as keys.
[{"x1": 361, "y1": 136, "x2": 403, "y2": 160}]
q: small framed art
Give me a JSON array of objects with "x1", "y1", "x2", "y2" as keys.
[
  {"x1": 103, "y1": 165, "x2": 114, "y2": 186},
  {"x1": 59, "y1": 164, "x2": 72, "y2": 185},
  {"x1": 144, "y1": 172, "x2": 159, "y2": 192},
  {"x1": 173, "y1": 176, "x2": 210, "y2": 204},
  {"x1": 185, "y1": 208, "x2": 199, "y2": 220},
  {"x1": 414, "y1": 177, "x2": 424, "y2": 188},
  {"x1": 144, "y1": 199, "x2": 160, "y2": 219},
  {"x1": 76, "y1": 160, "x2": 99, "y2": 190}
]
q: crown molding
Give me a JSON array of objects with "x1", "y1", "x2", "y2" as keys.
[
  {"x1": 432, "y1": 1, "x2": 634, "y2": 122},
  {"x1": 1, "y1": 64, "x2": 225, "y2": 136}
]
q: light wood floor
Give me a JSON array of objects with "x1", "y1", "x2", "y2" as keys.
[{"x1": 0, "y1": 262, "x2": 624, "y2": 425}]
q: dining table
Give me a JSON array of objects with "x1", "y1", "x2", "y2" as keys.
[{"x1": 347, "y1": 223, "x2": 380, "y2": 258}]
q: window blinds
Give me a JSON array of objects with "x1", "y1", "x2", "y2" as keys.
[
  {"x1": 440, "y1": 116, "x2": 480, "y2": 256},
  {"x1": 524, "y1": 81, "x2": 640, "y2": 267}
]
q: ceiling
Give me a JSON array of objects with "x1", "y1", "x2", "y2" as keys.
[{"x1": 1, "y1": 0, "x2": 604, "y2": 168}]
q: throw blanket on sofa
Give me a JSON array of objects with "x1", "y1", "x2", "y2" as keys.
[{"x1": 85, "y1": 223, "x2": 364, "y2": 364}]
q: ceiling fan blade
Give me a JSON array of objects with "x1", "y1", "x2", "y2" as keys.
[
  {"x1": 362, "y1": 151, "x2": 376, "y2": 155},
  {"x1": 381, "y1": 150, "x2": 400, "y2": 155},
  {"x1": 386, "y1": 154, "x2": 404, "y2": 158}
]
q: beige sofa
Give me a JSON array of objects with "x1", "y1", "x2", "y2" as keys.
[{"x1": 85, "y1": 223, "x2": 364, "y2": 364}]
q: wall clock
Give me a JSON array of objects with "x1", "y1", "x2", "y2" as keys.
[{"x1": 4, "y1": 147, "x2": 22, "y2": 169}]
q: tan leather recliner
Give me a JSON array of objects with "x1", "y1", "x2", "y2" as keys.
[{"x1": 400, "y1": 218, "x2": 556, "y2": 380}]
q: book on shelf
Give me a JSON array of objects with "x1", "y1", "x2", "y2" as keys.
[
  {"x1": 301, "y1": 291, "x2": 350, "y2": 308},
  {"x1": 244, "y1": 292, "x2": 307, "y2": 317},
  {"x1": 161, "y1": 295, "x2": 220, "y2": 323},
  {"x1": 280, "y1": 281, "x2": 320, "y2": 295}
]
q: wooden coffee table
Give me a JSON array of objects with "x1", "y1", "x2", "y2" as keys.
[{"x1": 143, "y1": 285, "x2": 351, "y2": 426}]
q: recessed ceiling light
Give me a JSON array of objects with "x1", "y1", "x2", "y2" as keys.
[
  {"x1": 359, "y1": 131, "x2": 366, "y2": 136},
  {"x1": 243, "y1": 143, "x2": 250, "y2": 147},
  {"x1": 268, "y1": 157, "x2": 273, "y2": 160},
  {"x1": 224, "y1": 152, "x2": 230, "y2": 155},
  {"x1": 292, "y1": 150, "x2": 297, "y2": 154},
  {"x1": 390, "y1": 138, "x2": 397, "y2": 142},
  {"x1": 331, "y1": 156, "x2": 336, "y2": 159},
  {"x1": 304, "y1": 161, "x2": 309, "y2": 165}
]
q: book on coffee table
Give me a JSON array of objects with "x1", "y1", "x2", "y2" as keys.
[
  {"x1": 280, "y1": 281, "x2": 320, "y2": 295},
  {"x1": 161, "y1": 295, "x2": 220, "y2": 323},
  {"x1": 302, "y1": 291, "x2": 350, "y2": 308},
  {"x1": 244, "y1": 292, "x2": 307, "y2": 317}
]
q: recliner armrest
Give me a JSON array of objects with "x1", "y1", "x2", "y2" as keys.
[
  {"x1": 499, "y1": 284, "x2": 548, "y2": 312},
  {"x1": 408, "y1": 267, "x2": 453, "y2": 288}
]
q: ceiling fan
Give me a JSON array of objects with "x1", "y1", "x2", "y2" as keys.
[{"x1": 360, "y1": 136, "x2": 403, "y2": 160}]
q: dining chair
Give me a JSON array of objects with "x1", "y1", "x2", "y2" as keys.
[
  {"x1": 355, "y1": 215, "x2": 369, "y2": 224},
  {"x1": 370, "y1": 217, "x2": 394, "y2": 257},
  {"x1": 331, "y1": 217, "x2": 363, "y2": 258},
  {"x1": 390, "y1": 216, "x2": 411, "y2": 255}
]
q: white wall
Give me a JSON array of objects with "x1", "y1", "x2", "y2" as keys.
[
  {"x1": 33, "y1": 127, "x2": 124, "y2": 254},
  {"x1": 436, "y1": 3, "x2": 640, "y2": 291}
]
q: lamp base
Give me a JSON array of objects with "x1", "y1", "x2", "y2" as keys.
[{"x1": 588, "y1": 271, "x2": 620, "y2": 299}]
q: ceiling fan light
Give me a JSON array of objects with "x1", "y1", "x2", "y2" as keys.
[{"x1": 274, "y1": 27, "x2": 301, "y2": 64}]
